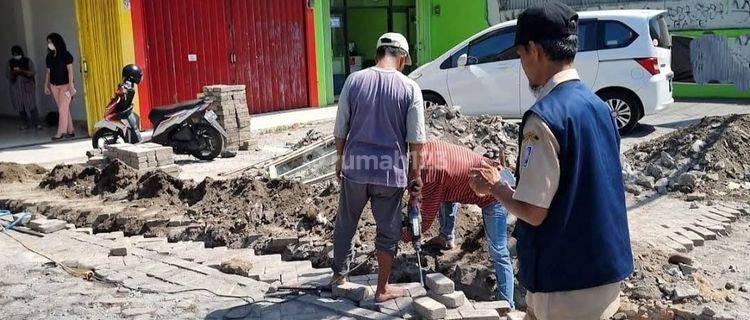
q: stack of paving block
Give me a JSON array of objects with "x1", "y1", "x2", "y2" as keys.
[
  {"x1": 103, "y1": 143, "x2": 180, "y2": 176},
  {"x1": 202, "y1": 84, "x2": 253, "y2": 151},
  {"x1": 330, "y1": 273, "x2": 520, "y2": 320}
]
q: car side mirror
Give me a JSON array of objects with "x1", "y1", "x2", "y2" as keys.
[{"x1": 457, "y1": 54, "x2": 468, "y2": 67}]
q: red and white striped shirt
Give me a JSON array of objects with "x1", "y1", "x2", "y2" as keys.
[{"x1": 418, "y1": 140, "x2": 496, "y2": 233}]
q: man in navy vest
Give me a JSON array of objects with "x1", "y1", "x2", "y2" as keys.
[{"x1": 469, "y1": 2, "x2": 633, "y2": 319}]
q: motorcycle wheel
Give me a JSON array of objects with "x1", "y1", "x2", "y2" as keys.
[
  {"x1": 191, "y1": 123, "x2": 224, "y2": 160},
  {"x1": 92, "y1": 128, "x2": 124, "y2": 149}
]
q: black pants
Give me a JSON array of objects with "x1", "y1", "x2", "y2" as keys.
[{"x1": 19, "y1": 109, "x2": 39, "y2": 128}]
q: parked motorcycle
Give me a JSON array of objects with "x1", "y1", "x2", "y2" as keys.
[{"x1": 91, "y1": 64, "x2": 228, "y2": 160}]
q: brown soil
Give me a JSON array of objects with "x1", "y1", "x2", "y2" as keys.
[
  {"x1": 39, "y1": 160, "x2": 138, "y2": 199},
  {"x1": 0, "y1": 162, "x2": 47, "y2": 184},
  {"x1": 31, "y1": 107, "x2": 521, "y2": 301}
]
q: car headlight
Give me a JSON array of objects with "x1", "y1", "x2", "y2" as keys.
[{"x1": 409, "y1": 72, "x2": 422, "y2": 80}]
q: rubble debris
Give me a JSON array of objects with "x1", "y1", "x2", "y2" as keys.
[
  {"x1": 289, "y1": 129, "x2": 326, "y2": 150},
  {"x1": 130, "y1": 170, "x2": 187, "y2": 205},
  {"x1": 426, "y1": 105, "x2": 518, "y2": 164},
  {"x1": 625, "y1": 114, "x2": 750, "y2": 200},
  {"x1": 668, "y1": 253, "x2": 694, "y2": 266},
  {"x1": 0, "y1": 162, "x2": 47, "y2": 183}
]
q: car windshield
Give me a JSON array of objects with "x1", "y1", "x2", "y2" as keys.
[{"x1": 649, "y1": 15, "x2": 672, "y2": 49}]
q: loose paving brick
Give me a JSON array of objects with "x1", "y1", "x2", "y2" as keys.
[
  {"x1": 507, "y1": 310, "x2": 527, "y2": 320},
  {"x1": 429, "y1": 290, "x2": 466, "y2": 308},
  {"x1": 332, "y1": 282, "x2": 374, "y2": 302},
  {"x1": 425, "y1": 273, "x2": 454, "y2": 294},
  {"x1": 413, "y1": 296, "x2": 447, "y2": 320},
  {"x1": 394, "y1": 282, "x2": 427, "y2": 297},
  {"x1": 459, "y1": 308, "x2": 502, "y2": 320},
  {"x1": 667, "y1": 234, "x2": 694, "y2": 251},
  {"x1": 472, "y1": 300, "x2": 511, "y2": 316},
  {"x1": 28, "y1": 219, "x2": 67, "y2": 233}
]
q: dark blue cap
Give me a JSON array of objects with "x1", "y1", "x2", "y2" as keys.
[{"x1": 514, "y1": 1, "x2": 578, "y2": 47}]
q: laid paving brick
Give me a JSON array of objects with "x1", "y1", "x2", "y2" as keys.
[
  {"x1": 709, "y1": 209, "x2": 737, "y2": 221},
  {"x1": 446, "y1": 309, "x2": 462, "y2": 320},
  {"x1": 684, "y1": 225, "x2": 717, "y2": 240},
  {"x1": 694, "y1": 220, "x2": 728, "y2": 236},
  {"x1": 673, "y1": 229, "x2": 704, "y2": 246},
  {"x1": 97, "y1": 231, "x2": 125, "y2": 240},
  {"x1": 701, "y1": 213, "x2": 731, "y2": 224},
  {"x1": 667, "y1": 234, "x2": 694, "y2": 251},
  {"x1": 460, "y1": 308, "x2": 501, "y2": 320},
  {"x1": 332, "y1": 282, "x2": 374, "y2": 302},
  {"x1": 426, "y1": 273, "x2": 454, "y2": 294},
  {"x1": 429, "y1": 290, "x2": 466, "y2": 308},
  {"x1": 472, "y1": 300, "x2": 511, "y2": 315},
  {"x1": 413, "y1": 296, "x2": 447, "y2": 320}
]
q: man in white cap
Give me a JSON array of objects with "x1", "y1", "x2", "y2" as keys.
[{"x1": 331, "y1": 32, "x2": 426, "y2": 302}]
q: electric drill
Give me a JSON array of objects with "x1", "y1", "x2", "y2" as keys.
[{"x1": 406, "y1": 203, "x2": 425, "y2": 286}]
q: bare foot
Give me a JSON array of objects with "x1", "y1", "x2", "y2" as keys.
[{"x1": 375, "y1": 285, "x2": 408, "y2": 302}]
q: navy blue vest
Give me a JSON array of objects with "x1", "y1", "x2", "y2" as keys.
[{"x1": 513, "y1": 80, "x2": 633, "y2": 293}]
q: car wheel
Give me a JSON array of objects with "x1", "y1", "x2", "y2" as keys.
[
  {"x1": 598, "y1": 91, "x2": 641, "y2": 135},
  {"x1": 423, "y1": 92, "x2": 446, "y2": 109}
]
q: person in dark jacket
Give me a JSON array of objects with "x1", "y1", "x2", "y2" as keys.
[
  {"x1": 7, "y1": 45, "x2": 40, "y2": 130},
  {"x1": 468, "y1": 2, "x2": 633, "y2": 319}
]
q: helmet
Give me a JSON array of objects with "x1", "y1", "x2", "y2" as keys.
[{"x1": 122, "y1": 64, "x2": 143, "y2": 84}]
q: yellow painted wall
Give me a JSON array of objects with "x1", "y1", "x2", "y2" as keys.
[{"x1": 75, "y1": 0, "x2": 137, "y2": 135}]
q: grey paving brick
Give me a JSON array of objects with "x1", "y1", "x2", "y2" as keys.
[
  {"x1": 472, "y1": 300, "x2": 511, "y2": 315},
  {"x1": 413, "y1": 296, "x2": 447, "y2": 320},
  {"x1": 332, "y1": 282, "x2": 374, "y2": 302},
  {"x1": 425, "y1": 273, "x2": 454, "y2": 295},
  {"x1": 429, "y1": 290, "x2": 466, "y2": 308},
  {"x1": 684, "y1": 225, "x2": 717, "y2": 240},
  {"x1": 460, "y1": 308, "x2": 501, "y2": 320},
  {"x1": 394, "y1": 282, "x2": 427, "y2": 297}
]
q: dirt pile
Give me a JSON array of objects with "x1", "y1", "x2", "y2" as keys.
[
  {"x1": 624, "y1": 114, "x2": 750, "y2": 201},
  {"x1": 39, "y1": 160, "x2": 139, "y2": 198},
  {"x1": 184, "y1": 173, "x2": 339, "y2": 248},
  {"x1": 130, "y1": 170, "x2": 187, "y2": 205},
  {"x1": 0, "y1": 162, "x2": 47, "y2": 183},
  {"x1": 289, "y1": 129, "x2": 326, "y2": 150},
  {"x1": 95, "y1": 160, "x2": 138, "y2": 195},
  {"x1": 426, "y1": 105, "x2": 519, "y2": 165},
  {"x1": 39, "y1": 164, "x2": 99, "y2": 198}
]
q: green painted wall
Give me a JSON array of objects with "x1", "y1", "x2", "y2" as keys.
[
  {"x1": 671, "y1": 29, "x2": 750, "y2": 100},
  {"x1": 314, "y1": 0, "x2": 335, "y2": 106},
  {"x1": 346, "y1": 7, "x2": 389, "y2": 63},
  {"x1": 426, "y1": 0, "x2": 489, "y2": 60}
]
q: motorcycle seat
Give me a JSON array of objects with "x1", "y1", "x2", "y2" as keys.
[{"x1": 149, "y1": 99, "x2": 202, "y2": 127}]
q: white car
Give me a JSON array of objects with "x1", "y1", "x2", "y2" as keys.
[{"x1": 410, "y1": 10, "x2": 674, "y2": 134}]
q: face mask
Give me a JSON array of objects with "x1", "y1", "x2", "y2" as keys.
[
  {"x1": 12, "y1": 55, "x2": 22, "y2": 60},
  {"x1": 48, "y1": 43, "x2": 55, "y2": 51}
]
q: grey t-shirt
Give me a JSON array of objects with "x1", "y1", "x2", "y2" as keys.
[{"x1": 333, "y1": 66, "x2": 426, "y2": 187}]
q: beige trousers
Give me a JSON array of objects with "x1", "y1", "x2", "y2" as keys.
[
  {"x1": 51, "y1": 84, "x2": 75, "y2": 136},
  {"x1": 523, "y1": 282, "x2": 621, "y2": 320}
]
